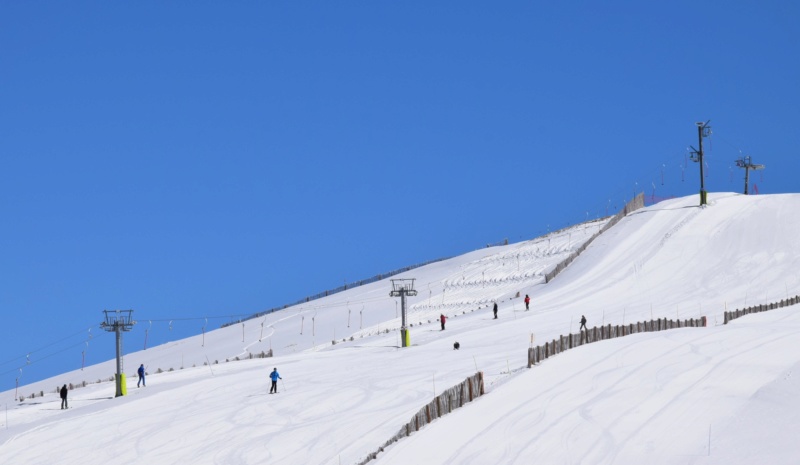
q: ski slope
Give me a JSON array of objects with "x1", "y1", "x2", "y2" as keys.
[{"x1": 2, "y1": 192, "x2": 799, "y2": 465}]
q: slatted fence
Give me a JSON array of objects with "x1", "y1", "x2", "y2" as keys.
[
  {"x1": 527, "y1": 317, "x2": 707, "y2": 367},
  {"x1": 723, "y1": 296, "x2": 800, "y2": 324},
  {"x1": 545, "y1": 193, "x2": 645, "y2": 283},
  {"x1": 357, "y1": 372, "x2": 485, "y2": 465}
]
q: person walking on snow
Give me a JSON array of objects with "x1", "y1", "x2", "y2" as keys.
[
  {"x1": 137, "y1": 364, "x2": 146, "y2": 387},
  {"x1": 269, "y1": 368, "x2": 282, "y2": 394},
  {"x1": 580, "y1": 315, "x2": 587, "y2": 331},
  {"x1": 440, "y1": 314, "x2": 447, "y2": 330},
  {"x1": 60, "y1": 384, "x2": 68, "y2": 409},
  {"x1": 493, "y1": 302, "x2": 498, "y2": 319},
  {"x1": 524, "y1": 294, "x2": 530, "y2": 311}
]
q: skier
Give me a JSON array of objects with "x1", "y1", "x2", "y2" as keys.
[
  {"x1": 524, "y1": 294, "x2": 530, "y2": 311},
  {"x1": 60, "y1": 384, "x2": 68, "y2": 410},
  {"x1": 440, "y1": 314, "x2": 447, "y2": 331},
  {"x1": 580, "y1": 315, "x2": 587, "y2": 331},
  {"x1": 137, "y1": 364, "x2": 146, "y2": 387},
  {"x1": 493, "y1": 302, "x2": 498, "y2": 319},
  {"x1": 269, "y1": 368, "x2": 282, "y2": 394}
]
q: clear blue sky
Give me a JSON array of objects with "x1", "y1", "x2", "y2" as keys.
[{"x1": 2, "y1": 1, "x2": 798, "y2": 387}]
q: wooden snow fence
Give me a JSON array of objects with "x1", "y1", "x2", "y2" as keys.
[
  {"x1": 357, "y1": 372, "x2": 485, "y2": 465},
  {"x1": 527, "y1": 317, "x2": 707, "y2": 368},
  {"x1": 723, "y1": 295, "x2": 800, "y2": 325},
  {"x1": 545, "y1": 193, "x2": 644, "y2": 284}
]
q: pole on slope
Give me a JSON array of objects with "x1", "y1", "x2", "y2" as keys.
[
  {"x1": 689, "y1": 121, "x2": 712, "y2": 206},
  {"x1": 735, "y1": 156, "x2": 765, "y2": 195},
  {"x1": 100, "y1": 310, "x2": 136, "y2": 397},
  {"x1": 391, "y1": 279, "x2": 418, "y2": 348}
]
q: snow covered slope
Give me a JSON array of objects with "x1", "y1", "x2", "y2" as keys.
[{"x1": 2, "y1": 192, "x2": 799, "y2": 465}]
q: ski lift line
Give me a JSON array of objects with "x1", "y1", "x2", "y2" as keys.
[
  {"x1": 143, "y1": 314, "x2": 251, "y2": 323},
  {"x1": 711, "y1": 132, "x2": 750, "y2": 154},
  {"x1": 0, "y1": 332, "x2": 111, "y2": 377},
  {"x1": 0, "y1": 325, "x2": 104, "y2": 369},
  {"x1": 591, "y1": 144, "x2": 743, "y2": 213},
  {"x1": 141, "y1": 296, "x2": 392, "y2": 326},
  {"x1": 584, "y1": 154, "x2": 684, "y2": 215},
  {"x1": 280, "y1": 295, "x2": 387, "y2": 312}
]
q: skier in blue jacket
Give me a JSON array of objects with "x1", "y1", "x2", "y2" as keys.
[
  {"x1": 137, "y1": 364, "x2": 146, "y2": 387},
  {"x1": 269, "y1": 368, "x2": 282, "y2": 394}
]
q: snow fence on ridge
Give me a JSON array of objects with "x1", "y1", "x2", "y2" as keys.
[{"x1": 544, "y1": 192, "x2": 645, "y2": 283}]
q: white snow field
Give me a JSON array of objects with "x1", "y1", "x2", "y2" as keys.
[{"x1": 2, "y1": 192, "x2": 799, "y2": 465}]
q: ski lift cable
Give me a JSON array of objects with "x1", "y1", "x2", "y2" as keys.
[
  {"x1": 0, "y1": 331, "x2": 111, "y2": 377},
  {"x1": 0, "y1": 325, "x2": 103, "y2": 369}
]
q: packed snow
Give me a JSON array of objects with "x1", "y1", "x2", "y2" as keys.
[{"x1": 1, "y1": 192, "x2": 799, "y2": 464}]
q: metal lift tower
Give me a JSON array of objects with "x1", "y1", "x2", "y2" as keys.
[
  {"x1": 100, "y1": 309, "x2": 136, "y2": 397},
  {"x1": 390, "y1": 279, "x2": 417, "y2": 348},
  {"x1": 690, "y1": 121, "x2": 712, "y2": 206},
  {"x1": 735, "y1": 156, "x2": 765, "y2": 195}
]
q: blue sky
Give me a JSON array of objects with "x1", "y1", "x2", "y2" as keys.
[{"x1": 2, "y1": 1, "x2": 798, "y2": 387}]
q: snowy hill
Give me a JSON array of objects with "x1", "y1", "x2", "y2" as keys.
[{"x1": 2, "y1": 192, "x2": 799, "y2": 465}]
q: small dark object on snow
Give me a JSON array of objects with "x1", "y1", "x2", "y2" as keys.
[{"x1": 453, "y1": 341, "x2": 460, "y2": 350}]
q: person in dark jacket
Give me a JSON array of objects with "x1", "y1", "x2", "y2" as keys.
[
  {"x1": 524, "y1": 294, "x2": 530, "y2": 311},
  {"x1": 580, "y1": 315, "x2": 587, "y2": 331},
  {"x1": 440, "y1": 314, "x2": 447, "y2": 330},
  {"x1": 137, "y1": 364, "x2": 146, "y2": 387},
  {"x1": 493, "y1": 302, "x2": 498, "y2": 319},
  {"x1": 60, "y1": 384, "x2": 68, "y2": 409},
  {"x1": 269, "y1": 368, "x2": 282, "y2": 394}
]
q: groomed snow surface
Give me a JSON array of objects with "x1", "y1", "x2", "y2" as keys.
[{"x1": 2, "y1": 192, "x2": 799, "y2": 465}]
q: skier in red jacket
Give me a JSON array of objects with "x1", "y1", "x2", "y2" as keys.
[
  {"x1": 440, "y1": 314, "x2": 446, "y2": 331},
  {"x1": 524, "y1": 294, "x2": 531, "y2": 310}
]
